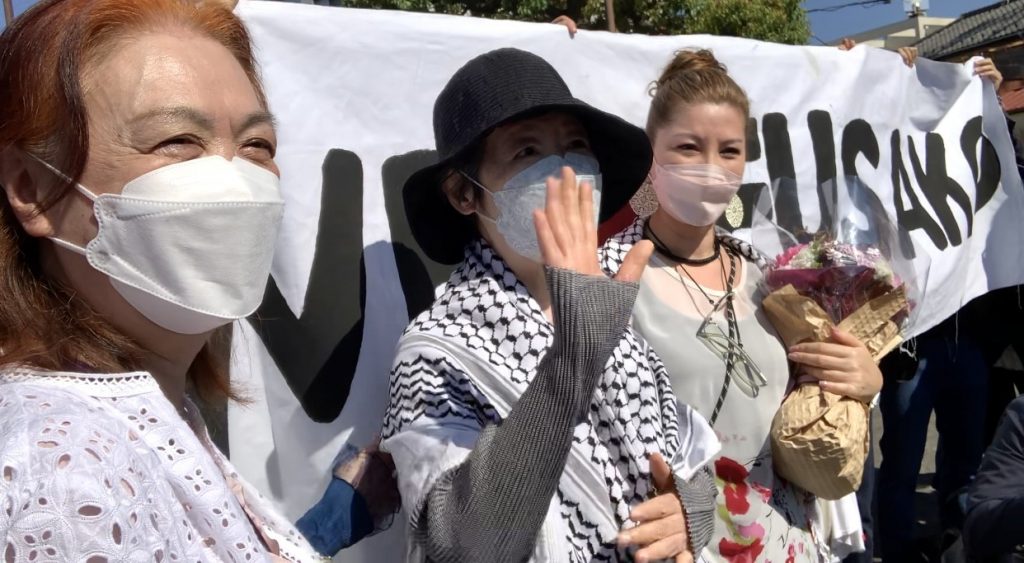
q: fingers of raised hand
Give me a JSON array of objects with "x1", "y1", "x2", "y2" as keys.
[
  {"x1": 560, "y1": 166, "x2": 581, "y2": 235},
  {"x1": 615, "y1": 240, "x2": 653, "y2": 284},
  {"x1": 534, "y1": 208, "x2": 563, "y2": 267},
  {"x1": 539, "y1": 169, "x2": 603, "y2": 275},
  {"x1": 580, "y1": 179, "x2": 597, "y2": 251},
  {"x1": 545, "y1": 175, "x2": 571, "y2": 251}
]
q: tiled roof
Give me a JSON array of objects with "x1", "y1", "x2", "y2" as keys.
[
  {"x1": 1004, "y1": 88, "x2": 1024, "y2": 112},
  {"x1": 914, "y1": 0, "x2": 1024, "y2": 59}
]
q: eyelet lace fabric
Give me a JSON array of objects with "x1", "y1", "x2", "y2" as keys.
[{"x1": 0, "y1": 369, "x2": 321, "y2": 563}]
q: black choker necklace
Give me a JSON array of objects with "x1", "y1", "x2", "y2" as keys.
[{"x1": 643, "y1": 219, "x2": 721, "y2": 266}]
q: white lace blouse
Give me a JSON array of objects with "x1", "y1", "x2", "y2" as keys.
[{"x1": 0, "y1": 368, "x2": 324, "y2": 563}]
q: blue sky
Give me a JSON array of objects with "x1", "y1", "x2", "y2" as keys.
[
  {"x1": 806, "y1": 0, "x2": 996, "y2": 43},
  {"x1": 2, "y1": 0, "x2": 35, "y2": 30},
  {"x1": 1, "y1": 0, "x2": 1001, "y2": 43}
]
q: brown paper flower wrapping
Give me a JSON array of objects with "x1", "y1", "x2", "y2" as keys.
[{"x1": 764, "y1": 284, "x2": 907, "y2": 500}]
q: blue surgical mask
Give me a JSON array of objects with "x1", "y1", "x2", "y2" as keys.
[{"x1": 463, "y1": 153, "x2": 602, "y2": 261}]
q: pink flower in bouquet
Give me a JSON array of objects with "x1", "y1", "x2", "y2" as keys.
[{"x1": 774, "y1": 243, "x2": 807, "y2": 268}]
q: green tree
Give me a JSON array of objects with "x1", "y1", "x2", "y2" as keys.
[
  {"x1": 340, "y1": 0, "x2": 566, "y2": 21},
  {"x1": 678, "y1": 0, "x2": 810, "y2": 45},
  {"x1": 337, "y1": 0, "x2": 809, "y2": 45}
]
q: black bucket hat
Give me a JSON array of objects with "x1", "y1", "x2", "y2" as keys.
[{"x1": 404, "y1": 47, "x2": 653, "y2": 265}]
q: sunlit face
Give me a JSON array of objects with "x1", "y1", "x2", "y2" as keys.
[
  {"x1": 652, "y1": 102, "x2": 746, "y2": 177},
  {"x1": 442, "y1": 111, "x2": 596, "y2": 263},
  {"x1": 38, "y1": 29, "x2": 277, "y2": 338},
  {"x1": 474, "y1": 111, "x2": 594, "y2": 220}
]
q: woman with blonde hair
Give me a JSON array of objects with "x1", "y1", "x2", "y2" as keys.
[{"x1": 602, "y1": 49, "x2": 883, "y2": 562}]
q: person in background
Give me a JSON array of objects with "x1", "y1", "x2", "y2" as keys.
[
  {"x1": 962, "y1": 395, "x2": 1024, "y2": 562},
  {"x1": 381, "y1": 47, "x2": 722, "y2": 563},
  {"x1": 602, "y1": 48, "x2": 881, "y2": 562},
  {"x1": 843, "y1": 44, "x2": 1011, "y2": 563},
  {"x1": 836, "y1": 38, "x2": 922, "y2": 563},
  {"x1": 0, "y1": 0, "x2": 325, "y2": 560}
]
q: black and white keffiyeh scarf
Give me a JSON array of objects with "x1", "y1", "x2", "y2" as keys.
[{"x1": 382, "y1": 240, "x2": 715, "y2": 562}]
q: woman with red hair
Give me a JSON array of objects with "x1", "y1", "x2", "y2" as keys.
[{"x1": 0, "y1": 1, "x2": 327, "y2": 560}]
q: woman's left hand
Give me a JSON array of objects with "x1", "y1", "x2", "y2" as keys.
[
  {"x1": 787, "y1": 327, "x2": 882, "y2": 404},
  {"x1": 617, "y1": 453, "x2": 693, "y2": 563}
]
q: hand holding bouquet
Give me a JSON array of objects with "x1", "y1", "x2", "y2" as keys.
[{"x1": 750, "y1": 179, "x2": 923, "y2": 500}]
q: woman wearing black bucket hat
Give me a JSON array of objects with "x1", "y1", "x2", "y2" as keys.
[{"x1": 380, "y1": 48, "x2": 722, "y2": 563}]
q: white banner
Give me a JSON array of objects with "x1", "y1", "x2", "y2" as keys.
[{"x1": 228, "y1": 2, "x2": 1024, "y2": 561}]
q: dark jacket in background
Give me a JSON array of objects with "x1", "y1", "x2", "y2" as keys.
[{"x1": 964, "y1": 396, "x2": 1024, "y2": 560}]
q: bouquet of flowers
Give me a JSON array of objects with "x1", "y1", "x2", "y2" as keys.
[
  {"x1": 761, "y1": 233, "x2": 910, "y2": 361},
  {"x1": 750, "y1": 178, "x2": 924, "y2": 500}
]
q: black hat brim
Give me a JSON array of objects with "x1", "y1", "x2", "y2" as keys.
[{"x1": 404, "y1": 100, "x2": 652, "y2": 265}]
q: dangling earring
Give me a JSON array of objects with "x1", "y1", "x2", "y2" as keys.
[{"x1": 724, "y1": 194, "x2": 744, "y2": 228}]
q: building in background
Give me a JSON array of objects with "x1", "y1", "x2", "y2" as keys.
[
  {"x1": 828, "y1": 14, "x2": 954, "y2": 50},
  {"x1": 831, "y1": 0, "x2": 1023, "y2": 152},
  {"x1": 914, "y1": 0, "x2": 1024, "y2": 144}
]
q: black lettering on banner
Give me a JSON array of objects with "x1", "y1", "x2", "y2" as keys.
[
  {"x1": 890, "y1": 130, "x2": 948, "y2": 249},
  {"x1": 746, "y1": 117, "x2": 761, "y2": 162},
  {"x1": 960, "y1": 115, "x2": 1002, "y2": 211},
  {"x1": 248, "y1": 149, "x2": 454, "y2": 422},
  {"x1": 841, "y1": 119, "x2": 917, "y2": 259},
  {"x1": 808, "y1": 110, "x2": 838, "y2": 231},
  {"x1": 841, "y1": 119, "x2": 880, "y2": 175},
  {"x1": 248, "y1": 150, "x2": 367, "y2": 423},
  {"x1": 761, "y1": 113, "x2": 804, "y2": 234},
  {"x1": 907, "y1": 132, "x2": 973, "y2": 245}
]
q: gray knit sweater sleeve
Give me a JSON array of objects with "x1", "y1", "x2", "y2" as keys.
[
  {"x1": 413, "y1": 268, "x2": 638, "y2": 563},
  {"x1": 675, "y1": 465, "x2": 718, "y2": 556}
]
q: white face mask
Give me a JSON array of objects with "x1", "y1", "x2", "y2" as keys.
[
  {"x1": 464, "y1": 153, "x2": 602, "y2": 262},
  {"x1": 650, "y1": 162, "x2": 742, "y2": 227},
  {"x1": 38, "y1": 156, "x2": 284, "y2": 335}
]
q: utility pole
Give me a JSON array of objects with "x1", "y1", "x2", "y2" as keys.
[
  {"x1": 3, "y1": 0, "x2": 13, "y2": 25},
  {"x1": 605, "y1": 0, "x2": 616, "y2": 32}
]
